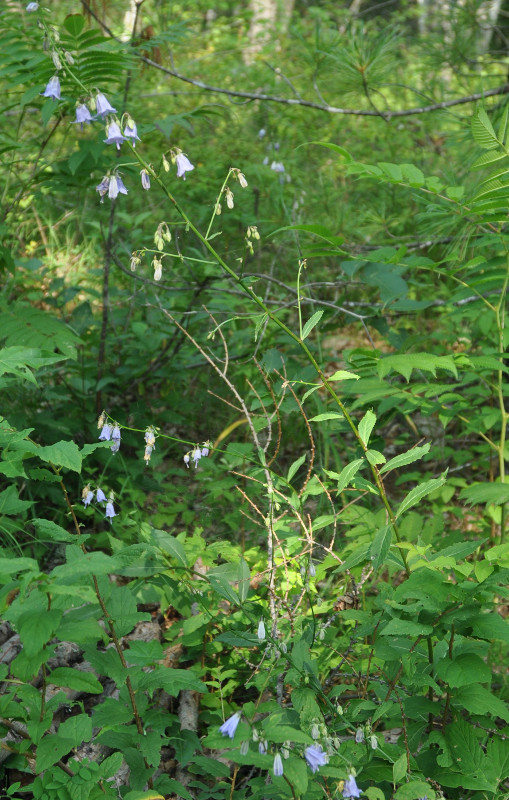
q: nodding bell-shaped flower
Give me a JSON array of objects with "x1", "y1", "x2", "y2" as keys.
[
  {"x1": 140, "y1": 169, "x2": 150, "y2": 190},
  {"x1": 82, "y1": 486, "x2": 94, "y2": 507},
  {"x1": 108, "y1": 175, "x2": 128, "y2": 200},
  {"x1": 258, "y1": 128, "x2": 266, "y2": 138},
  {"x1": 95, "y1": 92, "x2": 117, "y2": 118},
  {"x1": 273, "y1": 753, "x2": 284, "y2": 777},
  {"x1": 111, "y1": 424, "x2": 121, "y2": 453},
  {"x1": 144, "y1": 445, "x2": 154, "y2": 463},
  {"x1": 105, "y1": 499, "x2": 116, "y2": 521},
  {"x1": 123, "y1": 117, "x2": 140, "y2": 146},
  {"x1": 240, "y1": 740, "x2": 249, "y2": 756},
  {"x1": 304, "y1": 744, "x2": 328, "y2": 774},
  {"x1": 271, "y1": 161, "x2": 285, "y2": 173},
  {"x1": 96, "y1": 488, "x2": 107, "y2": 503},
  {"x1": 192, "y1": 447, "x2": 202, "y2": 468},
  {"x1": 153, "y1": 257, "x2": 162, "y2": 282},
  {"x1": 104, "y1": 120, "x2": 126, "y2": 150},
  {"x1": 175, "y1": 151, "x2": 194, "y2": 180},
  {"x1": 219, "y1": 712, "x2": 241, "y2": 739},
  {"x1": 233, "y1": 168, "x2": 248, "y2": 188},
  {"x1": 257, "y1": 619, "x2": 266, "y2": 642},
  {"x1": 41, "y1": 75, "x2": 61, "y2": 100},
  {"x1": 184, "y1": 453, "x2": 190, "y2": 468},
  {"x1": 27, "y1": 3, "x2": 39, "y2": 12},
  {"x1": 355, "y1": 727, "x2": 364, "y2": 744},
  {"x1": 258, "y1": 739, "x2": 268, "y2": 755},
  {"x1": 97, "y1": 410, "x2": 106, "y2": 429},
  {"x1": 99, "y1": 423, "x2": 112, "y2": 441},
  {"x1": 71, "y1": 103, "x2": 94, "y2": 129},
  {"x1": 225, "y1": 188, "x2": 234, "y2": 209},
  {"x1": 342, "y1": 774, "x2": 362, "y2": 798},
  {"x1": 96, "y1": 176, "x2": 110, "y2": 203}
]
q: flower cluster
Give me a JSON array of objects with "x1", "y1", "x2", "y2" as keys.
[
  {"x1": 97, "y1": 411, "x2": 121, "y2": 452},
  {"x1": 81, "y1": 485, "x2": 116, "y2": 521},
  {"x1": 218, "y1": 712, "x2": 334, "y2": 781},
  {"x1": 184, "y1": 441, "x2": 211, "y2": 469}
]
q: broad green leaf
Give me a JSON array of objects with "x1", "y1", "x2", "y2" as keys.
[
  {"x1": 0, "y1": 556, "x2": 38, "y2": 575},
  {"x1": 48, "y1": 667, "x2": 103, "y2": 694},
  {"x1": 380, "y1": 618, "x2": 433, "y2": 637},
  {"x1": 58, "y1": 713, "x2": 93, "y2": 747},
  {"x1": 328, "y1": 370, "x2": 359, "y2": 381},
  {"x1": 0, "y1": 346, "x2": 63, "y2": 385},
  {"x1": 396, "y1": 475, "x2": 447, "y2": 518},
  {"x1": 459, "y1": 482, "x2": 509, "y2": 507},
  {"x1": 137, "y1": 667, "x2": 206, "y2": 695},
  {"x1": 37, "y1": 440, "x2": 82, "y2": 472},
  {"x1": 378, "y1": 353, "x2": 457, "y2": 381},
  {"x1": 380, "y1": 443, "x2": 431, "y2": 474},
  {"x1": 36, "y1": 734, "x2": 74, "y2": 773},
  {"x1": 17, "y1": 608, "x2": 63, "y2": 656},
  {"x1": 472, "y1": 613, "x2": 509, "y2": 642},
  {"x1": 301, "y1": 309, "x2": 324, "y2": 340},
  {"x1": 366, "y1": 449, "x2": 386, "y2": 465},
  {"x1": 108, "y1": 585, "x2": 149, "y2": 637},
  {"x1": 453, "y1": 684, "x2": 509, "y2": 722},
  {"x1": 308, "y1": 413, "x2": 343, "y2": 422},
  {"x1": 0, "y1": 485, "x2": 32, "y2": 515},
  {"x1": 393, "y1": 752, "x2": 407, "y2": 784},
  {"x1": 63, "y1": 14, "x2": 86, "y2": 36},
  {"x1": 31, "y1": 518, "x2": 76, "y2": 543},
  {"x1": 358, "y1": 409, "x2": 376, "y2": 447},
  {"x1": 394, "y1": 782, "x2": 435, "y2": 800},
  {"x1": 151, "y1": 529, "x2": 188, "y2": 566}
]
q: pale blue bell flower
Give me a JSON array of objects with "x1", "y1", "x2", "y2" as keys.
[
  {"x1": 273, "y1": 753, "x2": 284, "y2": 777},
  {"x1": 105, "y1": 500, "x2": 116, "y2": 520},
  {"x1": 175, "y1": 152, "x2": 194, "y2": 179},
  {"x1": 343, "y1": 774, "x2": 362, "y2": 798},
  {"x1": 104, "y1": 121, "x2": 126, "y2": 150},
  {"x1": 95, "y1": 93, "x2": 117, "y2": 118},
  {"x1": 83, "y1": 490, "x2": 94, "y2": 507},
  {"x1": 140, "y1": 169, "x2": 150, "y2": 190},
  {"x1": 41, "y1": 76, "x2": 61, "y2": 100},
  {"x1": 99, "y1": 423, "x2": 112, "y2": 441},
  {"x1": 219, "y1": 711, "x2": 241, "y2": 739},
  {"x1": 304, "y1": 744, "x2": 328, "y2": 774},
  {"x1": 96, "y1": 488, "x2": 107, "y2": 503},
  {"x1": 71, "y1": 103, "x2": 94, "y2": 129},
  {"x1": 124, "y1": 119, "x2": 140, "y2": 146},
  {"x1": 96, "y1": 176, "x2": 109, "y2": 202},
  {"x1": 111, "y1": 424, "x2": 121, "y2": 453},
  {"x1": 26, "y1": 2, "x2": 39, "y2": 11},
  {"x1": 108, "y1": 175, "x2": 128, "y2": 200}
]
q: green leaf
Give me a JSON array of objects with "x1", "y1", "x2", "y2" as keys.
[
  {"x1": 380, "y1": 443, "x2": 431, "y2": 474},
  {"x1": 472, "y1": 612, "x2": 509, "y2": 642},
  {"x1": 472, "y1": 107, "x2": 499, "y2": 150},
  {"x1": 459, "y1": 482, "x2": 509, "y2": 507},
  {"x1": 108, "y1": 585, "x2": 149, "y2": 637},
  {"x1": 309, "y1": 141, "x2": 352, "y2": 161},
  {"x1": 366, "y1": 449, "x2": 386, "y2": 466},
  {"x1": 31, "y1": 518, "x2": 76, "y2": 543},
  {"x1": 301, "y1": 310, "x2": 324, "y2": 340},
  {"x1": 63, "y1": 14, "x2": 86, "y2": 36},
  {"x1": 0, "y1": 485, "x2": 32, "y2": 515},
  {"x1": 36, "y1": 734, "x2": 74, "y2": 772},
  {"x1": 150, "y1": 529, "x2": 188, "y2": 566},
  {"x1": 434, "y1": 654, "x2": 491, "y2": 688},
  {"x1": 453, "y1": 684, "x2": 509, "y2": 722},
  {"x1": 358, "y1": 409, "x2": 376, "y2": 447},
  {"x1": 332, "y1": 458, "x2": 365, "y2": 493},
  {"x1": 328, "y1": 370, "x2": 359, "y2": 381},
  {"x1": 378, "y1": 353, "x2": 457, "y2": 381},
  {"x1": 287, "y1": 454, "x2": 307, "y2": 483},
  {"x1": 393, "y1": 752, "x2": 407, "y2": 784},
  {"x1": 394, "y1": 782, "x2": 434, "y2": 800},
  {"x1": 48, "y1": 667, "x2": 103, "y2": 694},
  {"x1": 308, "y1": 413, "x2": 343, "y2": 422},
  {"x1": 0, "y1": 346, "x2": 64, "y2": 384},
  {"x1": 58, "y1": 713, "x2": 93, "y2": 747},
  {"x1": 262, "y1": 719, "x2": 313, "y2": 745},
  {"x1": 369, "y1": 525, "x2": 392, "y2": 570},
  {"x1": 37, "y1": 440, "x2": 82, "y2": 472},
  {"x1": 137, "y1": 667, "x2": 206, "y2": 695},
  {"x1": 380, "y1": 618, "x2": 433, "y2": 637},
  {"x1": 396, "y1": 475, "x2": 447, "y2": 518},
  {"x1": 17, "y1": 608, "x2": 63, "y2": 656}
]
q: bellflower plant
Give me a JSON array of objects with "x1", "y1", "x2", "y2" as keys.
[
  {"x1": 105, "y1": 500, "x2": 116, "y2": 520},
  {"x1": 140, "y1": 169, "x2": 150, "y2": 190},
  {"x1": 108, "y1": 175, "x2": 128, "y2": 201},
  {"x1": 184, "y1": 453, "x2": 190, "y2": 468},
  {"x1": 304, "y1": 744, "x2": 328, "y2": 774},
  {"x1": 175, "y1": 151, "x2": 194, "y2": 179},
  {"x1": 343, "y1": 774, "x2": 362, "y2": 798},
  {"x1": 104, "y1": 121, "x2": 126, "y2": 150},
  {"x1": 41, "y1": 76, "x2": 61, "y2": 100},
  {"x1": 96, "y1": 488, "x2": 107, "y2": 503},
  {"x1": 123, "y1": 117, "x2": 140, "y2": 146},
  {"x1": 82, "y1": 487, "x2": 94, "y2": 507},
  {"x1": 219, "y1": 712, "x2": 241, "y2": 739},
  {"x1": 71, "y1": 103, "x2": 94, "y2": 129},
  {"x1": 273, "y1": 753, "x2": 284, "y2": 777},
  {"x1": 95, "y1": 92, "x2": 117, "y2": 118},
  {"x1": 111, "y1": 424, "x2": 121, "y2": 453},
  {"x1": 99, "y1": 423, "x2": 112, "y2": 441},
  {"x1": 96, "y1": 176, "x2": 110, "y2": 202},
  {"x1": 26, "y1": 2, "x2": 39, "y2": 11}
]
